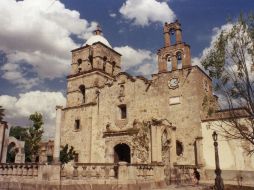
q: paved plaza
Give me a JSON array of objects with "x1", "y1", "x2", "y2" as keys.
[{"x1": 155, "y1": 185, "x2": 211, "y2": 190}]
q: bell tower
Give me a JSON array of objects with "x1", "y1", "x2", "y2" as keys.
[
  {"x1": 69, "y1": 25, "x2": 121, "y2": 78},
  {"x1": 157, "y1": 20, "x2": 191, "y2": 73},
  {"x1": 66, "y1": 25, "x2": 122, "y2": 107}
]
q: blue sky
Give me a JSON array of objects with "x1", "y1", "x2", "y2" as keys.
[{"x1": 0, "y1": 0, "x2": 253, "y2": 138}]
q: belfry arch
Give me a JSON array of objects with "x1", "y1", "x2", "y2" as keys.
[{"x1": 158, "y1": 20, "x2": 191, "y2": 73}]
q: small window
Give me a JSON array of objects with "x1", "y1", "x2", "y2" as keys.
[
  {"x1": 74, "y1": 153, "x2": 79, "y2": 162},
  {"x1": 77, "y1": 58, "x2": 82, "y2": 65},
  {"x1": 167, "y1": 56, "x2": 172, "y2": 71},
  {"x1": 79, "y1": 85, "x2": 86, "y2": 103},
  {"x1": 119, "y1": 105, "x2": 127, "y2": 119},
  {"x1": 170, "y1": 29, "x2": 176, "y2": 45},
  {"x1": 177, "y1": 52, "x2": 182, "y2": 69},
  {"x1": 112, "y1": 61, "x2": 116, "y2": 75},
  {"x1": 119, "y1": 85, "x2": 125, "y2": 96},
  {"x1": 74, "y1": 119, "x2": 80, "y2": 130},
  {"x1": 103, "y1": 56, "x2": 107, "y2": 71}
]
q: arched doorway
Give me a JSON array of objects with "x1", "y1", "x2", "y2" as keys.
[
  {"x1": 114, "y1": 143, "x2": 131, "y2": 163},
  {"x1": 7, "y1": 142, "x2": 17, "y2": 163}
]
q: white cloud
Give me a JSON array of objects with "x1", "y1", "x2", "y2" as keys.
[
  {"x1": 0, "y1": 0, "x2": 97, "y2": 89},
  {"x1": 192, "y1": 22, "x2": 254, "y2": 109},
  {"x1": 114, "y1": 46, "x2": 157, "y2": 75},
  {"x1": 136, "y1": 62, "x2": 157, "y2": 76},
  {"x1": 109, "y1": 13, "x2": 117, "y2": 18},
  {"x1": 119, "y1": 0, "x2": 175, "y2": 26},
  {"x1": 0, "y1": 91, "x2": 66, "y2": 139},
  {"x1": 192, "y1": 23, "x2": 233, "y2": 71},
  {"x1": 1, "y1": 62, "x2": 40, "y2": 90}
]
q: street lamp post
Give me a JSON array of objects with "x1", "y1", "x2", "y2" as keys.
[{"x1": 212, "y1": 131, "x2": 224, "y2": 190}]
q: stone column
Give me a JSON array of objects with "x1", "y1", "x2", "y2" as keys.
[
  {"x1": 164, "y1": 32, "x2": 170, "y2": 47},
  {"x1": 175, "y1": 29, "x2": 182, "y2": 43},
  {"x1": 164, "y1": 24, "x2": 170, "y2": 47},
  {"x1": 0, "y1": 122, "x2": 7, "y2": 163},
  {"x1": 156, "y1": 127, "x2": 162, "y2": 162},
  {"x1": 195, "y1": 137, "x2": 203, "y2": 166},
  {"x1": 105, "y1": 145, "x2": 114, "y2": 163},
  {"x1": 53, "y1": 106, "x2": 63, "y2": 163},
  {"x1": 118, "y1": 161, "x2": 128, "y2": 180},
  {"x1": 151, "y1": 126, "x2": 157, "y2": 162},
  {"x1": 172, "y1": 56, "x2": 177, "y2": 70}
]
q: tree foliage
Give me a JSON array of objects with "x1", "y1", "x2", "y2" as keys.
[
  {"x1": 60, "y1": 144, "x2": 77, "y2": 164},
  {"x1": 201, "y1": 13, "x2": 254, "y2": 154},
  {"x1": 9, "y1": 126, "x2": 27, "y2": 141},
  {"x1": 24, "y1": 112, "x2": 44, "y2": 162}
]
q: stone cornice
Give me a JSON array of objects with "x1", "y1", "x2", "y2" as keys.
[{"x1": 103, "y1": 128, "x2": 139, "y2": 137}]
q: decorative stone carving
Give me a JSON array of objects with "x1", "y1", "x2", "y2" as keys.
[
  {"x1": 132, "y1": 120, "x2": 150, "y2": 163},
  {"x1": 115, "y1": 119, "x2": 128, "y2": 129},
  {"x1": 105, "y1": 79, "x2": 113, "y2": 86}
]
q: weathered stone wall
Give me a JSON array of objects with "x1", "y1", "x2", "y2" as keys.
[
  {"x1": 61, "y1": 63, "x2": 213, "y2": 165},
  {"x1": 61, "y1": 20, "x2": 214, "y2": 167}
]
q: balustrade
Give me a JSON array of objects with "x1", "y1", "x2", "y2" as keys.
[
  {"x1": 61, "y1": 163, "x2": 117, "y2": 179},
  {"x1": 60, "y1": 162, "x2": 163, "y2": 181},
  {"x1": 0, "y1": 163, "x2": 39, "y2": 178}
]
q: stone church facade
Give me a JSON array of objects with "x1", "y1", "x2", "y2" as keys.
[
  {"x1": 0, "y1": 21, "x2": 254, "y2": 189},
  {"x1": 59, "y1": 21, "x2": 213, "y2": 169}
]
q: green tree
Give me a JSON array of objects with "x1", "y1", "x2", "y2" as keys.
[
  {"x1": 201, "y1": 13, "x2": 254, "y2": 154},
  {"x1": 9, "y1": 126, "x2": 27, "y2": 141},
  {"x1": 25, "y1": 112, "x2": 44, "y2": 162},
  {"x1": 60, "y1": 144, "x2": 77, "y2": 164},
  {"x1": 7, "y1": 126, "x2": 27, "y2": 162},
  {"x1": 0, "y1": 106, "x2": 5, "y2": 122}
]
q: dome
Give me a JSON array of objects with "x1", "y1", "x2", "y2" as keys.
[{"x1": 85, "y1": 35, "x2": 112, "y2": 48}]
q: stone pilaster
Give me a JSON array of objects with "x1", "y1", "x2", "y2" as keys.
[
  {"x1": 0, "y1": 122, "x2": 6, "y2": 162},
  {"x1": 195, "y1": 136, "x2": 203, "y2": 166},
  {"x1": 151, "y1": 126, "x2": 157, "y2": 162},
  {"x1": 53, "y1": 106, "x2": 63, "y2": 163},
  {"x1": 156, "y1": 127, "x2": 162, "y2": 162}
]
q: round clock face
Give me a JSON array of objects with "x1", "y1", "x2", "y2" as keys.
[{"x1": 168, "y1": 78, "x2": 179, "y2": 89}]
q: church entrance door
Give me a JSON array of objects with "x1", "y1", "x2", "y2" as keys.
[{"x1": 114, "y1": 143, "x2": 131, "y2": 163}]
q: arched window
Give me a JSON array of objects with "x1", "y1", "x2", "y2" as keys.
[
  {"x1": 170, "y1": 29, "x2": 176, "y2": 45},
  {"x1": 79, "y1": 85, "x2": 86, "y2": 103},
  {"x1": 112, "y1": 61, "x2": 116, "y2": 75},
  {"x1": 103, "y1": 56, "x2": 107, "y2": 71},
  {"x1": 176, "y1": 52, "x2": 182, "y2": 69},
  {"x1": 119, "y1": 85, "x2": 125, "y2": 96},
  {"x1": 176, "y1": 140, "x2": 184, "y2": 156},
  {"x1": 118, "y1": 104, "x2": 127, "y2": 119},
  {"x1": 77, "y1": 59, "x2": 82, "y2": 65},
  {"x1": 167, "y1": 56, "x2": 172, "y2": 71}
]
